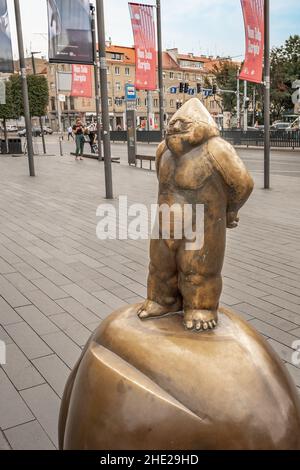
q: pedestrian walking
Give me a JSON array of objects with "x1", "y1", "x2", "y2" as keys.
[
  {"x1": 67, "y1": 125, "x2": 74, "y2": 141},
  {"x1": 73, "y1": 120, "x2": 85, "y2": 160}
]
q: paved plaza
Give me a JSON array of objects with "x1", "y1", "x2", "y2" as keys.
[{"x1": 0, "y1": 146, "x2": 300, "y2": 450}]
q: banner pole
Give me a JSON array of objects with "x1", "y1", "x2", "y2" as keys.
[
  {"x1": 236, "y1": 68, "x2": 240, "y2": 129},
  {"x1": 96, "y1": 0, "x2": 113, "y2": 199},
  {"x1": 264, "y1": 0, "x2": 270, "y2": 189},
  {"x1": 31, "y1": 52, "x2": 47, "y2": 154},
  {"x1": 90, "y1": 4, "x2": 102, "y2": 162},
  {"x1": 156, "y1": 0, "x2": 164, "y2": 138},
  {"x1": 14, "y1": 0, "x2": 35, "y2": 176}
]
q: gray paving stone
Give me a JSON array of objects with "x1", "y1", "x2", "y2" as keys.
[
  {"x1": 248, "y1": 319, "x2": 299, "y2": 348},
  {"x1": 49, "y1": 312, "x2": 91, "y2": 347},
  {"x1": 2, "y1": 343, "x2": 45, "y2": 390},
  {"x1": 0, "y1": 325, "x2": 13, "y2": 345},
  {"x1": 93, "y1": 290, "x2": 127, "y2": 310},
  {"x1": 16, "y1": 305, "x2": 58, "y2": 336},
  {"x1": 0, "y1": 275, "x2": 31, "y2": 308},
  {"x1": 0, "y1": 258, "x2": 15, "y2": 275},
  {"x1": 12, "y1": 262, "x2": 44, "y2": 281},
  {"x1": 56, "y1": 297, "x2": 101, "y2": 325},
  {"x1": 267, "y1": 339, "x2": 300, "y2": 367},
  {"x1": 32, "y1": 354, "x2": 70, "y2": 398},
  {"x1": 31, "y1": 278, "x2": 68, "y2": 301},
  {"x1": 5, "y1": 322, "x2": 52, "y2": 360},
  {"x1": 0, "y1": 369, "x2": 34, "y2": 429},
  {"x1": 24, "y1": 290, "x2": 64, "y2": 316},
  {"x1": 285, "y1": 363, "x2": 300, "y2": 387},
  {"x1": 61, "y1": 283, "x2": 110, "y2": 318},
  {"x1": 20, "y1": 384, "x2": 60, "y2": 447},
  {"x1": 0, "y1": 297, "x2": 23, "y2": 326},
  {"x1": 4, "y1": 420, "x2": 56, "y2": 450},
  {"x1": 0, "y1": 430, "x2": 10, "y2": 450},
  {"x1": 42, "y1": 330, "x2": 82, "y2": 368},
  {"x1": 233, "y1": 303, "x2": 299, "y2": 332},
  {"x1": 4, "y1": 272, "x2": 38, "y2": 296}
]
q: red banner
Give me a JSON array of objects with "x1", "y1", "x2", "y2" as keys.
[
  {"x1": 239, "y1": 0, "x2": 264, "y2": 83},
  {"x1": 129, "y1": 2, "x2": 157, "y2": 90},
  {"x1": 71, "y1": 64, "x2": 92, "y2": 97}
]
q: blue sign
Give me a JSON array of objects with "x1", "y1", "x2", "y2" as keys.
[
  {"x1": 125, "y1": 84, "x2": 136, "y2": 101},
  {"x1": 203, "y1": 89, "x2": 213, "y2": 97},
  {"x1": 170, "y1": 87, "x2": 177, "y2": 94},
  {"x1": 188, "y1": 88, "x2": 195, "y2": 96}
]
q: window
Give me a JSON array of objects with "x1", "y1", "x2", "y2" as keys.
[
  {"x1": 51, "y1": 97, "x2": 56, "y2": 111},
  {"x1": 137, "y1": 97, "x2": 141, "y2": 106},
  {"x1": 154, "y1": 98, "x2": 159, "y2": 107},
  {"x1": 115, "y1": 98, "x2": 123, "y2": 106},
  {"x1": 185, "y1": 73, "x2": 189, "y2": 80},
  {"x1": 177, "y1": 72, "x2": 182, "y2": 80},
  {"x1": 107, "y1": 67, "x2": 110, "y2": 74},
  {"x1": 115, "y1": 81, "x2": 121, "y2": 92},
  {"x1": 63, "y1": 98, "x2": 68, "y2": 111},
  {"x1": 163, "y1": 72, "x2": 166, "y2": 79},
  {"x1": 144, "y1": 98, "x2": 148, "y2": 106},
  {"x1": 112, "y1": 53, "x2": 122, "y2": 60},
  {"x1": 125, "y1": 67, "x2": 130, "y2": 76},
  {"x1": 107, "y1": 82, "x2": 111, "y2": 90},
  {"x1": 115, "y1": 66, "x2": 120, "y2": 75},
  {"x1": 170, "y1": 99, "x2": 174, "y2": 108},
  {"x1": 108, "y1": 98, "x2": 112, "y2": 106},
  {"x1": 170, "y1": 72, "x2": 174, "y2": 79},
  {"x1": 69, "y1": 96, "x2": 75, "y2": 110}
]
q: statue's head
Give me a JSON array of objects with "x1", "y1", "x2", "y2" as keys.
[{"x1": 166, "y1": 98, "x2": 219, "y2": 156}]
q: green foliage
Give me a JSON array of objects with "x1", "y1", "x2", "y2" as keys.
[
  {"x1": 210, "y1": 61, "x2": 239, "y2": 112},
  {"x1": 0, "y1": 80, "x2": 17, "y2": 120},
  {"x1": 270, "y1": 35, "x2": 300, "y2": 120},
  {"x1": 10, "y1": 73, "x2": 49, "y2": 118}
]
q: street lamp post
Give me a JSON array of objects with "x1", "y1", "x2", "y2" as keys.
[
  {"x1": 96, "y1": 0, "x2": 113, "y2": 199},
  {"x1": 31, "y1": 52, "x2": 47, "y2": 154},
  {"x1": 90, "y1": 3, "x2": 102, "y2": 162},
  {"x1": 264, "y1": 0, "x2": 270, "y2": 189},
  {"x1": 14, "y1": 0, "x2": 35, "y2": 176},
  {"x1": 156, "y1": 0, "x2": 164, "y2": 137}
]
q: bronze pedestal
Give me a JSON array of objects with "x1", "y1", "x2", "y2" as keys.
[{"x1": 59, "y1": 305, "x2": 300, "y2": 450}]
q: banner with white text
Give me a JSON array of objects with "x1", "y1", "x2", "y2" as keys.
[
  {"x1": 47, "y1": 0, "x2": 93, "y2": 65},
  {"x1": 239, "y1": 0, "x2": 264, "y2": 83},
  {"x1": 0, "y1": 0, "x2": 14, "y2": 73},
  {"x1": 129, "y1": 2, "x2": 157, "y2": 90},
  {"x1": 71, "y1": 64, "x2": 92, "y2": 97}
]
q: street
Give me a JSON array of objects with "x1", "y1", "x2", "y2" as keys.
[{"x1": 30, "y1": 133, "x2": 300, "y2": 178}]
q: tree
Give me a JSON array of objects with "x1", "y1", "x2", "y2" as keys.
[
  {"x1": 270, "y1": 35, "x2": 300, "y2": 120},
  {"x1": 0, "y1": 80, "x2": 18, "y2": 152},
  {"x1": 209, "y1": 61, "x2": 239, "y2": 112},
  {"x1": 10, "y1": 74, "x2": 49, "y2": 118}
]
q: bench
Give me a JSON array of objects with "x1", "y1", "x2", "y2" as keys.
[{"x1": 135, "y1": 154, "x2": 156, "y2": 170}]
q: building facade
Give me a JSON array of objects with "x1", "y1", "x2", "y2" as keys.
[{"x1": 10, "y1": 44, "x2": 225, "y2": 131}]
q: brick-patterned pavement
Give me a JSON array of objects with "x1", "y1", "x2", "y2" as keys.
[{"x1": 0, "y1": 150, "x2": 300, "y2": 449}]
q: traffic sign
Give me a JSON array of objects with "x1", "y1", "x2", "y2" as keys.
[
  {"x1": 170, "y1": 87, "x2": 177, "y2": 94},
  {"x1": 125, "y1": 84, "x2": 136, "y2": 101}
]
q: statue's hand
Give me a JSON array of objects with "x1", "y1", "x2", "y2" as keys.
[{"x1": 227, "y1": 211, "x2": 239, "y2": 229}]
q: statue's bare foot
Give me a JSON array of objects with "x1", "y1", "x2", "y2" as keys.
[
  {"x1": 138, "y1": 299, "x2": 182, "y2": 320},
  {"x1": 184, "y1": 309, "x2": 218, "y2": 331}
]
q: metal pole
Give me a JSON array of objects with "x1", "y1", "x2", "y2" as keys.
[
  {"x1": 147, "y1": 90, "x2": 151, "y2": 131},
  {"x1": 14, "y1": 0, "x2": 35, "y2": 176},
  {"x1": 252, "y1": 86, "x2": 256, "y2": 127},
  {"x1": 96, "y1": 0, "x2": 113, "y2": 199},
  {"x1": 156, "y1": 0, "x2": 164, "y2": 137},
  {"x1": 264, "y1": 0, "x2": 270, "y2": 189},
  {"x1": 236, "y1": 69, "x2": 240, "y2": 128},
  {"x1": 55, "y1": 68, "x2": 63, "y2": 156},
  {"x1": 31, "y1": 53, "x2": 47, "y2": 154},
  {"x1": 243, "y1": 80, "x2": 248, "y2": 132},
  {"x1": 90, "y1": 4, "x2": 102, "y2": 161}
]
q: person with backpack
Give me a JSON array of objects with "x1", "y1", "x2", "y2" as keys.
[{"x1": 73, "y1": 119, "x2": 85, "y2": 160}]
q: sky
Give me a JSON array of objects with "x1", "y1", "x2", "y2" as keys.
[{"x1": 6, "y1": 0, "x2": 300, "y2": 60}]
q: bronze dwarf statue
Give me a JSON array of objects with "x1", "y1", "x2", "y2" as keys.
[{"x1": 138, "y1": 98, "x2": 254, "y2": 331}]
